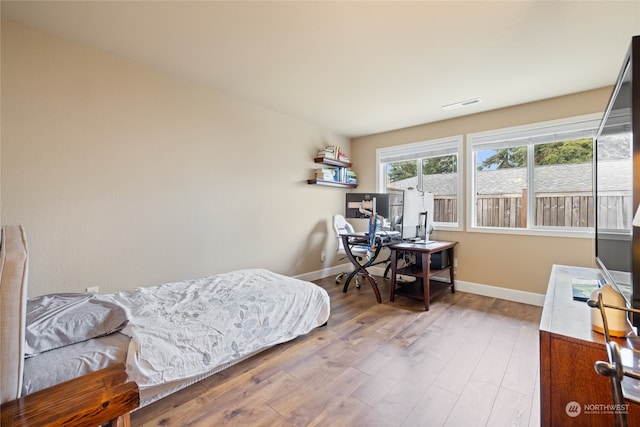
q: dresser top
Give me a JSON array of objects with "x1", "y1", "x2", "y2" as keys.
[{"x1": 540, "y1": 264, "x2": 633, "y2": 346}]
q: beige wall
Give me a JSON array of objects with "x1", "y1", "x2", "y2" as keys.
[
  {"x1": 1, "y1": 20, "x2": 350, "y2": 296},
  {"x1": 0, "y1": 18, "x2": 3, "y2": 228},
  {"x1": 1, "y1": 18, "x2": 616, "y2": 298},
  {"x1": 351, "y1": 88, "x2": 612, "y2": 295}
]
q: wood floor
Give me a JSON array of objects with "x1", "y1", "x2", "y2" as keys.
[{"x1": 131, "y1": 274, "x2": 543, "y2": 426}]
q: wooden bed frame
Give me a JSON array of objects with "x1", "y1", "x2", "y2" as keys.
[
  {"x1": 1, "y1": 363, "x2": 139, "y2": 427},
  {"x1": 0, "y1": 225, "x2": 28, "y2": 404}
]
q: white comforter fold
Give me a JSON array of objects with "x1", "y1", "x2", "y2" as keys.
[{"x1": 101, "y1": 269, "x2": 330, "y2": 389}]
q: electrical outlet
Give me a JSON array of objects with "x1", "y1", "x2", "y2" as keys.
[
  {"x1": 86, "y1": 286, "x2": 99, "y2": 293},
  {"x1": 321, "y1": 250, "x2": 326, "y2": 262}
]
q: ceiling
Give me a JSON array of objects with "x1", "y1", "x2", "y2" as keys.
[{"x1": 2, "y1": 1, "x2": 639, "y2": 138}]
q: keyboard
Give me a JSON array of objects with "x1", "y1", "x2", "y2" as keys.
[
  {"x1": 377, "y1": 230, "x2": 402, "y2": 244},
  {"x1": 403, "y1": 239, "x2": 435, "y2": 244}
]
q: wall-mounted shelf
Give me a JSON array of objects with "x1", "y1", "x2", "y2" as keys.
[
  {"x1": 306, "y1": 179, "x2": 358, "y2": 188},
  {"x1": 313, "y1": 157, "x2": 352, "y2": 168},
  {"x1": 308, "y1": 156, "x2": 357, "y2": 188}
]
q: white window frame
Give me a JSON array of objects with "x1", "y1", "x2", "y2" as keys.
[
  {"x1": 467, "y1": 113, "x2": 601, "y2": 238},
  {"x1": 376, "y1": 135, "x2": 463, "y2": 231}
]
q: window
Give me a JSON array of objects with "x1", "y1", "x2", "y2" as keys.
[
  {"x1": 377, "y1": 136, "x2": 463, "y2": 230},
  {"x1": 468, "y1": 114, "x2": 601, "y2": 234}
]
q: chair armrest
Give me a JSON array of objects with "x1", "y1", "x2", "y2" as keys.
[{"x1": 0, "y1": 363, "x2": 139, "y2": 427}]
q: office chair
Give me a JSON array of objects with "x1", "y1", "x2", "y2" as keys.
[{"x1": 333, "y1": 214, "x2": 368, "y2": 288}]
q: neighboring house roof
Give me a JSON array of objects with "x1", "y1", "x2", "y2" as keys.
[{"x1": 387, "y1": 159, "x2": 630, "y2": 196}]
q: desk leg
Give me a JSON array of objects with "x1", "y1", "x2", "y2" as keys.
[
  {"x1": 340, "y1": 235, "x2": 359, "y2": 293},
  {"x1": 423, "y1": 252, "x2": 431, "y2": 311},
  {"x1": 363, "y1": 242, "x2": 382, "y2": 303},
  {"x1": 340, "y1": 235, "x2": 382, "y2": 303},
  {"x1": 448, "y1": 247, "x2": 455, "y2": 293},
  {"x1": 366, "y1": 274, "x2": 382, "y2": 303},
  {"x1": 343, "y1": 270, "x2": 359, "y2": 293},
  {"x1": 390, "y1": 248, "x2": 398, "y2": 302}
]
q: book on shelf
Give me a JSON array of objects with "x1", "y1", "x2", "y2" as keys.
[
  {"x1": 316, "y1": 145, "x2": 338, "y2": 158},
  {"x1": 314, "y1": 167, "x2": 339, "y2": 181},
  {"x1": 316, "y1": 145, "x2": 350, "y2": 163},
  {"x1": 314, "y1": 166, "x2": 357, "y2": 184},
  {"x1": 317, "y1": 149, "x2": 334, "y2": 158},
  {"x1": 337, "y1": 151, "x2": 350, "y2": 162},
  {"x1": 337, "y1": 167, "x2": 355, "y2": 183}
]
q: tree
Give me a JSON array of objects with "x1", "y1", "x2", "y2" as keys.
[
  {"x1": 477, "y1": 138, "x2": 592, "y2": 170},
  {"x1": 388, "y1": 160, "x2": 417, "y2": 182},
  {"x1": 388, "y1": 155, "x2": 458, "y2": 182},
  {"x1": 534, "y1": 139, "x2": 592, "y2": 165},
  {"x1": 423, "y1": 155, "x2": 457, "y2": 174},
  {"x1": 478, "y1": 147, "x2": 527, "y2": 170}
]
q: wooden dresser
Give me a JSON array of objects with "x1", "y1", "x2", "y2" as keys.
[{"x1": 540, "y1": 264, "x2": 640, "y2": 426}]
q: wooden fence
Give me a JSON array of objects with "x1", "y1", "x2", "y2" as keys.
[
  {"x1": 474, "y1": 195, "x2": 523, "y2": 228},
  {"x1": 433, "y1": 195, "x2": 458, "y2": 224},
  {"x1": 432, "y1": 193, "x2": 630, "y2": 229}
]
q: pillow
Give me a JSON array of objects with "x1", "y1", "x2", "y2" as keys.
[{"x1": 25, "y1": 293, "x2": 128, "y2": 357}]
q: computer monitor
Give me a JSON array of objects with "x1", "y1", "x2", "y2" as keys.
[
  {"x1": 345, "y1": 193, "x2": 390, "y2": 220},
  {"x1": 401, "y1": 190, "x2": 434, "y2": 240}
]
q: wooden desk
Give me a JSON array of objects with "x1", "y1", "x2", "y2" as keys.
[
  {"x1": 540, "y1": 265, "x2": 640, "y2": 426},
  {"x1": 389, "y1": 241, "x2": 457, "y2": 311}
]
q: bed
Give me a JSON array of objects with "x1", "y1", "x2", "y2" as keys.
[{"x1": 0, "y1": 225, "x2": 330, "y2": 408}]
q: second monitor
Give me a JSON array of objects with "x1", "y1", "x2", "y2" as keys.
[
  {"x1": 345, "y1": 193, "x2": 391, "y2": 220},
  {"x1": 400, "y1": 189, "x2": 434, "y2": 241}
]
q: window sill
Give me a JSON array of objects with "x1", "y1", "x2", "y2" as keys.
[{"x1": 466, "y1": 226, "x2": 594, "y2": 239}]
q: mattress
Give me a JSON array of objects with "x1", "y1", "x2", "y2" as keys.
[
  {"x1": 22, "y1": 332, "x2": 130, "y2": 395},
  {"x1": 22, "y1": 268, "x2": 330, "y2": 407}
]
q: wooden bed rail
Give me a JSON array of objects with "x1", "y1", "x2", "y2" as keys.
[{"x1": 0, "y1": 363, "x2": 139, "y2": 427}]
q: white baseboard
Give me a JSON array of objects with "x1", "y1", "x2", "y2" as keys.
[
  {"x1": 454, "y1": 279, "x2": 545, "y2": 307},
  {"x1": 294, "y1": 264, "x2": 353, "y2": 282},
  {"x1": 297, "y1": 265, "x2": 545, "y2": 307}
]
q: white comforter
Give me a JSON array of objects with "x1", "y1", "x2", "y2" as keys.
[{"x1": 102, "y1": 269, "x2": 330, "y2": 389}]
